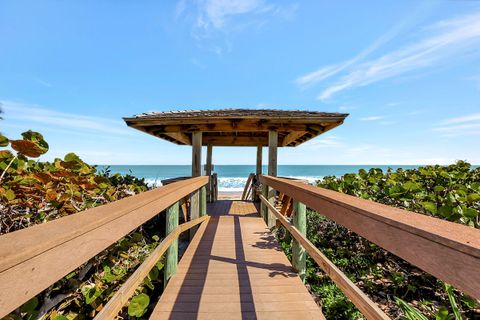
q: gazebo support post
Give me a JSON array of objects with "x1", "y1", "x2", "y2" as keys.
[{"x1": 267, "y1": 131, "x2": 278, "y2": 228}]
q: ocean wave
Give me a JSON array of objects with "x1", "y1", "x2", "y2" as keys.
[{"x1": 144, "y1": 176, "x2": 323, "y2": 191}]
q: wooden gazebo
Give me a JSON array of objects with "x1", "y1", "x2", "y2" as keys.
[{"x1": 123, "y1": 109, "x2": 348, "y2": 181}]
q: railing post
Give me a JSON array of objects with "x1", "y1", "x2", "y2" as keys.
[
  {"x1": 200, "y1": 186, "x2": 207, "y2": 217},
  {"x1": 292, "y1": 200, "x2": 306, "y2": 282},
  {"x1": 261, "y1": 184, "x2": 268, "y2": 221},
  {"x1": 267, "y1": 187, "x2": 276, "y2": 228},
  {"x1": 164, "y1": 201, "x2": 179, "y2": 287},
  {"x1": 189, "y1": 190, "x2": 200, "y2": 240}
]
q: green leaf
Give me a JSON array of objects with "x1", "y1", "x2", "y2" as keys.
[
  {"x1": 0, "y1": 134, "x2": 9, "y2": 147},
  {"x1": 149, "y1": 266, "x2": 159, "y2": 281},
  {"x1": 53, "y1": 316, "x2": 69, "y2": 320},
  {"x1": 467, "y1": 193, "x2": 480, "y2": 203},
  {"x1": 81, "y1": 284, "x2": 102, "y2": 305},
  {"x1": 0, "y1": 150, "x2": 13, "y2": 159},
  {"x1": 64, "y1": 152, "x2": 81, "y2": 163},
  {"x1": 395, "y1": 297, "x2": 428, "y2": 320},
  {"x1": 4, "y1": 189, "x2": 15, "y2": 201},
  {"x1": 434, "y1": 185, "x2": 445, "y2": 192},
  {"x1": 128, "y1": 293, "x2": 150, "y2": 317},
  {"x1": 444, "y1": 283, "x2": 462, "y2": 320},
  {"x1": 435, "y1": 306, "x2": 449, "y2": 320},
  {"x1": 20, "y1": 297, "x2": 38, "y2": 313},
  {"x1": 403, "y1": 181, "x2": 420, "y2": 192},
  {"x1": 464, "y1": 207, "x2": 478, "y2": 219},
  {"x1": 420, "y1": 202, "x2": 436, "y2": 214},
  {"x1": 438, "y1": 205, "x2": 453, "y2": 218}
]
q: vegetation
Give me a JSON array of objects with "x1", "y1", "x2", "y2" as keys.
[
  {"x1": 0, "y1": 131, "x2": 167, "y2": 319},
  {"x1": 277, "y1": 162, "x2": 480, "y2": 319}
]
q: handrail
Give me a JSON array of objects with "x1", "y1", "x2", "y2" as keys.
[
  {"x1": 242, "y1": 173, "x2": 255, "y2": 200},
  {"x1": 259, "y1": 175, "x2": 480, "y2": 301},
  {"x1": 0, "y1": 176, "x2": 209, "y2": 318},
  {"x1": 259, "y1": 195, "x2": 389, "y2": 320},
  {"x1": 95, "y1": 215, "x2": 210, "y2": 319}
]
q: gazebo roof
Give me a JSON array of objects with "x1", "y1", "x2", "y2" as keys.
[{"x1": 124, "y1": 109, "x2": 348, "y2": 147}]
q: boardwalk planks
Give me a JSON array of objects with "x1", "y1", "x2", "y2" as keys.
[{"x1": 151, "y1": 200, "x2": 325, "y2": 320}]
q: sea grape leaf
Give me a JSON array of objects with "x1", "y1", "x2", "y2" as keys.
[
  {"x1": 64, "y1": 152, "x2": 81, "y2": 162},
  {"x1": 0, "y1": 134, "x2": 9, "y2": 147},
  {"x1": 0, "y1": 150, "x2": 13, "y2": 159},
  {"x1": 128, "y1": 293, "x2": 150, "y2": 317},
  {"x1": 467, "y1": 193, "x2": 480, "y2": 203},
  {"x1": 21, "y1": 131, "x2": 49, "y2": 153},
  {"x1": 464, "y1": 208, "x2": 478, "y2": 219},
  {"x1": 4, "y1": 189, "x2": 15, "y2": 201},
  {"x1": 149, "y1": 266, "x2": 159, "y2": 281},
  {"x1": 420, "y1": 202, "x2": 436, "y2": 214},
  {"x1": 10, "y1": 140, "x2": 44, "y2": 158}
]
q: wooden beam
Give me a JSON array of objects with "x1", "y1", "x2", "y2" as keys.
[
  {"x1": 282, "y1": 131, "x2": 307, "y2": 146},
  {"x1": 191, "y1": 132, "x2": 202, "y2": 177},
  {"x1": 259, "y1": 194, "x2": 389, "y2": 320},
  {"x1": 163, "y1": 132, "x2": 191, "y2": 145},
  {"x1": 259, "y1": 175, "x2": 480, "y2": 300},
  {"x1": 130, "y1": 119, "x2": 341, "y2": 133},
  {"x1": 201, "y1": 136, "x2": 268, "y2": 146}
]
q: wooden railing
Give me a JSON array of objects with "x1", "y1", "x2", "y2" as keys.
[
  {"x1": 0, "y1": 176, "x2": 209, "y2": 318},
  {"x1": 259, "y1": 175, "x2": 480, "y2": 320}
]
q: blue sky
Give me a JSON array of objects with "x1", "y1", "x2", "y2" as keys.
[{"x1": 1, "y1": 0, "x2": 480, "y2": 165}]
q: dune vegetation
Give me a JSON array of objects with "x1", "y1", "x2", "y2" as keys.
[
  {"x1": 0, "y1": 131, "x2": 166, "y2": 320},
  {"x1": 277, "y1": 162, "x2": 480, "y2": 319}
]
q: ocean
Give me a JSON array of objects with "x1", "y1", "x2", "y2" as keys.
[{"x1": 98, "y1": 165, "x2": 420, "y2": 192}]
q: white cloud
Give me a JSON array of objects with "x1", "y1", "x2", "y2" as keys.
[
  {"x1": 303, "y1": 135, "x2": 344, "y2": 149},
  {"x1": 338, "y1": 105, "x2": 356, "y2": 111},
  {"x1": 1, "y1": 101, "x2": 133, "y2": 136},
  {"x1": 440, "y1": 112, "x2": 480, "y2": 125},
  {"x1": 299, "y1": 10, "x2": 480, "y2": 100},
  {"x1": 433, "y1": 112, "x2": 480, "y2": 137},
  {"x1": 296, "y1": 2, "x2": 436, "y2": 89},
  {"x1": 359, "y1": 116, "x2": 384, "y2": 121},
  {"x1": 178, "y1": 0, "x2": 297, "y2": 39}
]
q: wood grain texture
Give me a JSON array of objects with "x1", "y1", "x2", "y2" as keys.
[
  {"x1": 165, "y1": 202, "x2": 180, "y2": 286},
  {"x1": 259, "y1": 195, "x2": 389, "y2": 320},
  {"x1": 95, "y1": 216, "x2": 209, "y2": 320},
  {"x1": 191, "y1": 131, "x2": 202, "y2": 177},
  {"x1": 259, "y1": 175, "x2": 480, "y2": 300},
  {"x1": 150, "y1": 200, "x2": 324, "y2": 320},
  {"x1": 0, "y1": 177, "x2": 208, "y2": 318}
]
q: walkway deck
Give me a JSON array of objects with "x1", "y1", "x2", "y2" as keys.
[{"x1": 151, "y1": 200, "x2": 324, "y2": 320}]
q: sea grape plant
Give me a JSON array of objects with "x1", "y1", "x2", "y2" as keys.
[{"x1": 0, "y1": 130, "x2": 166, "y2": 319}]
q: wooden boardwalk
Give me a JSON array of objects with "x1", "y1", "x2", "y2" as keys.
[{"x1": 151, "y1": 200, "x2": 324, "y2": 319}]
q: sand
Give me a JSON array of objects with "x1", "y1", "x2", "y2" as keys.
[{"x1": 218, "y1": 191, "x2": 243, "y2": 200}]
